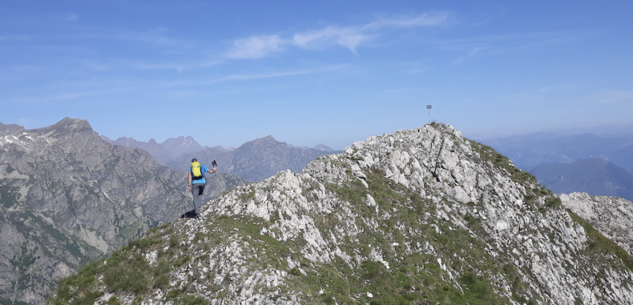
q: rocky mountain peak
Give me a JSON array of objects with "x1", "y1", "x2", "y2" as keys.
[
  {"x1": 233, "y1": 136, "x2": 286, "y2": 153},
  {"x1": 50, "y1": 123, "x2": 633, "y2": 305},
  {"x1": 161, "y1": 136, "x2": 206, "y2": 158},
  {"x1": 0, "y1": 122, "x2": 25, "y2": 136},
  {"x1": 41, "y1": 117, "x2": 93, "y2": 134},
  {"x1": 252, "y1": 135, "x2": 277, "y2": 143}
]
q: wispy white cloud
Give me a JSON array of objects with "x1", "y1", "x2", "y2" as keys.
[
  {"x1": 61, "y1": 14, "x2": 79, "y2": 21},
  {"x1": 227, "y1": 12, "x2": 449, "y2": 59},
  {"x1": 134, "y1": 60, "x2": 221, "y2": 72},
  {"x1": 224, "y1": 70, "x2": 315, "y2": 81},
  {"x1": 163, "y1": 65, "x2": 344, "y2": 87},
  {"x1": 293, "y1": 26, "x2": 370, "y2": 54},
  {"x1": 453, "y1": 47, "x2": 483, "y2": 64},
  {"x1": 0, "y1": 35, "x2": 30, "y2": 41},
  {"x1": 363, "y1": 13, "x2": 449, "y2": 29},
  {"x1": 408, "y1": 68, "x2": 428, "y2": 74},
  {"x1": 76, "y1": 26, "x2": 193, "y2": 48},
  {"x1": 5, "y1": 83, "x2": 140, "y2": 105},
  {"x1": 226, "y1": 35, "x2": 284, "y2": 58},
  {"x1": 439, "y1": 31, "x2": 581, "y2": 63},
  {"x1": 10, "y1": 91, "x2": 97, "y2": 104},
  {"x1": 596, "y1": 90, "x2": 633, "y2": 104}
]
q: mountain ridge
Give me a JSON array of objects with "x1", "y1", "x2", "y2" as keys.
[
  {"x1": 48, "y1": 123, "x2": 633, "y2": 304},
  {"x1": 166, "y1": 135, "x2": 342, "y2": 182},
  {"x1": 103, "y1": 134, "x2": 338, "y2": 182}
]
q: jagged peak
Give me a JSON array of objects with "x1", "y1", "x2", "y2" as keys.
[
  {"x1": 163, "y1": 135, "x2": 201, "y2": 146},
  {"x1": 0, "y1": 122, "x2": 26, "y2": 136}
]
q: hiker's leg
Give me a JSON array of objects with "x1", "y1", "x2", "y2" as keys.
[
  {"x1": 195, "y1": 184, "x2": 205, "y2": 214},
  {"x1": 190, "y1": 186, "x2": 196, "y2": 212},
  {"x1": 192, "y1": 184, "x2": 203, "y2": 214}
]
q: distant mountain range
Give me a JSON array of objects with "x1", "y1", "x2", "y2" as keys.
[
  {"x1": 481, "y1": 132, "x2": 633, "y2": 171},
  {"x1": 529, "y1": 158, "x2": 633, "y2": 201},
  {"x1": 607, "y1": 143, "x2": 633, "y2": 176},
  {"x1": 482, "y1": 132, "x2": 633, "y2": 201},
  {"x1": 0, "y1": 118, "x2": 246, "y2": 304},
  {"x1": 166, "y1": 135, "x2": 341, "y2": 182},
  {"x1": 99, "y1": 135, "x2": 233, "y2": 165},
  {"x1": 104, "y1": 134, "x2": 341, "y2": 182}
]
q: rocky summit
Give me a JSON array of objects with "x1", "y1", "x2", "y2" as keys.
[
  {"x1": 49, "y1": 124, "x2": 633, "y2": 305},
  {"x1": 0, "y1": 118, "x2": 245, "y2": 305}
]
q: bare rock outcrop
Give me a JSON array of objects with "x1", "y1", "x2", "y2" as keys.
[{"x1": 560, "y1": 192, "x2": 633, "y2": 256}]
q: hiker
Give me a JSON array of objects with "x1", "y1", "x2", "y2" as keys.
[{"x1": 187, "y1": 158, "x2": 217, "y2": 216}]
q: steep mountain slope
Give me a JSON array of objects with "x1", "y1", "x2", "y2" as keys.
[
  {"x1": 167, "y1": 135, "x2": 341, "y2": 182},
  {"x1": 49, "y1": 124, "x2": 633, "y2": 305},
  {"x1": 529, "y1": 158, "x2": 633, "y2": 201},
  {"x1": 560, "y1": 192, "x2": 633, "y2": 256},
  {"x1": 0, "y1": 118, "x2": 246, "y2": 305}
]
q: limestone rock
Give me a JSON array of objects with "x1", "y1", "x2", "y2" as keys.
[{"x1": 560, "y1": 192, "x2": 633, "y2": 256}]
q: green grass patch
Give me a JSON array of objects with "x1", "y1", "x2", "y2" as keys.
[
  {"x1": 467, "y1": 141, "x2": 538, "y2": 187},
  {"x1": 568, "y1": 210, "x2": 633, "y2": 271},
  {"x1": 324, "y1": 180, "x2": 366, "y2": 206}
]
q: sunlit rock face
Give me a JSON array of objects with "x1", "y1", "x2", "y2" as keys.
[{"x1": 49, "y1": 123, "x2": 633, "y2": 305}]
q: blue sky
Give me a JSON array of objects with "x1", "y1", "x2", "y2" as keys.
[{"x1": 1, "y1": 1, "x2": 632, "y2": 149}]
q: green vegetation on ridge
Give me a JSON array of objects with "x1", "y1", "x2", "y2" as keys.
[{"x1": 46, "y1": 124, "x2": 633, "y2": 304}]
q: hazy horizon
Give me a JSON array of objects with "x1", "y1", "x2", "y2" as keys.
[{"x1": 6, "y1": 117, "x2": 633, "y2": 151}]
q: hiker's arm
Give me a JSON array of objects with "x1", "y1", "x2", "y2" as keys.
[
  {"x1": 207, "y1": 168, "x2": 217, "y2": 174},
  {"x1": 187, "y1": 171, "x2": 192, "y2": 190}
]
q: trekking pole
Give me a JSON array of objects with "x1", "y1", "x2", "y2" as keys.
[{"x1": 212, "y1": 160, "x2": 219, "y2": 184}]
